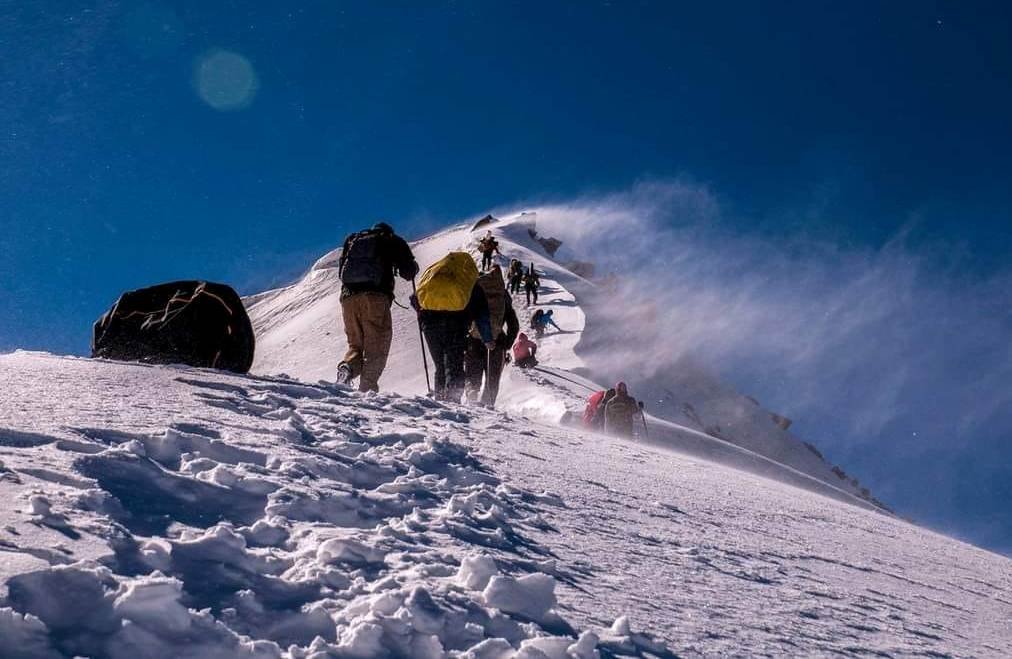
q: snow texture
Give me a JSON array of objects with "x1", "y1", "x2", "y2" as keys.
[{"x1": 0, "y1": 214, "x2": 1009, "y2": 657}]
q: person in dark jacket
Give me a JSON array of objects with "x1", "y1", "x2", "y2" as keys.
[
  {"x1": 523, "y1": 264, "x2": 540, "y2": 306},
  {"x1": 507, "y1": 259, "x2": 524, "y2": 295},
  {"x1": 465, "y1": 266, "x2": 520, "y2": 407},
  {"x1": 415, "y1": 282, "x2": 494, "y2": 402},
  {"x1": 604, "y1": 381, "x2": 639, "y2": 437},
  {"x1": 337, "y1": 222, "x2": 418, "y2": 392},
  {"x1": 530, "y1": 309, "x2": 561, "y2": 337},
  {"x1": 477, "y1": 231, "x2": 501, "y2": 271}
]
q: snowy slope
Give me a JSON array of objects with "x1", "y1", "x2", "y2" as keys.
[
  {"x1": 1, "y1": 351, "x2": 1010, "y2": 657},
  {"x1": 247, "y1": 213, "x2": 881, "y2": 507}
]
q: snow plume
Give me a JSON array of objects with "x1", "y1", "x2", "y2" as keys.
[{"x1": 518, "y1": 181, "x2": 1012, "y2": 544}]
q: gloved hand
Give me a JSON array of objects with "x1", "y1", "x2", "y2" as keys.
[{"x1": 485, "y1": 341, "x2": 496, "y2": 352}]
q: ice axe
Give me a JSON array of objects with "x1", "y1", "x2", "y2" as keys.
[
  {"x1": 411, "y1": 279, "x2": 432, "y2": 395},
  {"x1": 638, "y1": 401, "x2": 649, "y2": 438}
]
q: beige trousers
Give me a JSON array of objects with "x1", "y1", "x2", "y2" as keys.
[{"x1": 340, "y1": 293, "x2": 393, "y2": 392}]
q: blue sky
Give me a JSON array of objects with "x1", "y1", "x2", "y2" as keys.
[{"x1": 3, "y1": 2, "x2": 1011, "y2": 551}]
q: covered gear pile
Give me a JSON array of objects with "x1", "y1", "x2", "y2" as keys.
[{"x1": 92, "y1": 280, "x2": 255, "y2": 373}]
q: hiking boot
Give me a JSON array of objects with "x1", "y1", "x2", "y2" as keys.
[{"x1": 335, "y1": 363, "x2": 353, "y2": 385}]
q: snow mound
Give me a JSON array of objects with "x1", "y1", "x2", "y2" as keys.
[{"x1": 0, "y1": 352, "x2": 677, "y2": 657}]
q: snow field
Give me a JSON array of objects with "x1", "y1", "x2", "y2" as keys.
[{"x1": 0, "y1": 352, "x2": 672, "y2": 658}]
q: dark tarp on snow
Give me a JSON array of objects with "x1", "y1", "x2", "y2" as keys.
[{"x1": 92, "y1": 281, "x2": 255, "y2": 373}]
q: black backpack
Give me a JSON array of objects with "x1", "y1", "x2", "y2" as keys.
[{"x1": 339, "y1": 229, "x2": 388, "y2": 287}]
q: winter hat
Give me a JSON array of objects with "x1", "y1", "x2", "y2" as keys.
[{"x1": 616, "y1": 382, "x2": 628, "y2": 395}]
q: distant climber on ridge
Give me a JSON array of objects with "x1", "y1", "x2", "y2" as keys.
[
  {"x1": 412, "y1": 252, "x2": 495, "y2": 402},
  {"x1": 523, "y1": 263, "x2": 541, "y2": 306},
  {"x1": 512, "y1": 332, "x2": 538, "y2": 369},
  {"x1": 530, "y1": 309, "x2": 561, "y2": 337},
  {"x1": 477, "y1": 231, "x2": 501, "y2": 271},
  {"x1": 507, "y1": 259, "x2": 524, "y2": 295},
  {"x1": 604, "y1": 382, "x2": 640, "y2": 438},
  {"x1": 465, "y1": 264, "x2": 520, "y2": 407},
  {"x1": 336, "y1": 222, "x2": 418, "y2": 392}
]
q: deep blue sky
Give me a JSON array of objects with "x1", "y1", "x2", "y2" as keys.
[{"x1": 3, "y1": 2, "x2": 1011, "y2": 551}]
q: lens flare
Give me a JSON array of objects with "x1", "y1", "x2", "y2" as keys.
[{"x1": 194, "y1": 49, "x2": 259, "y2": 111}]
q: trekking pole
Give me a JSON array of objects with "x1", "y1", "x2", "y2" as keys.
[
  {"x1": 638, "y1": 401, "x2": 650, "y2": 438},
  {"x1": 486, "y1": 345, "x2": 492, "y2": 404},
  {"x1": 411, "y1": 279, "x2": 432, "y2": 394}
]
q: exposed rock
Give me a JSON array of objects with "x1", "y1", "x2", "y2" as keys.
[
  {"x1": 771, "y1": 413, "x2": 792, "y2": 430},
  {"x1": 471, "y1": 214, "x2": 498, "y2": 231}
]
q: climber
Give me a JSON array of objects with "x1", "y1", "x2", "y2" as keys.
[
  {"x1": 512, "y1": 332, "x2": 538, "y2": 369},
  {"x1": 523, "y1": 264, "x2": 541, "y2": 306},
  {"x1": 582, "y1": 390, "x2": 606, "y2": 428},
  {"x1": 590, "y1": 388, "x2": 616, "y2": 429},
  {"x1": 464, "y1": 265, "x2": 520, "y2": 407},
  {"x1": 604, "y1": 382, "x2": 639, "y2": 437},
  {"x1": 529, "y1": 309, "x2": 561, "y2": 337},
  {"x1": 477, "y1": 231, "x2": 501, "y2": 271},
  {"x1": 507, "y1": 259, "x2": 524, "y2": 295},
  {"x1": 412, "y1": 252, "x2": 494, "y2": 402},
  {"x1": 336, "y1": 222, "x2": 419, "y2": 392}
]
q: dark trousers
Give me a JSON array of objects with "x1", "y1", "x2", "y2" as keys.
[
  {"x1": 525, "y1": 285, "x2": 538, "y2": 306},
  {"x1": 421, "y1": 313, "x2": 469, "y2": 401},
  {"x1": 464, "y1": 337, "x2": 506, "y2": 407},
  {"x1": 481, "y1": 252, "x2": 494, "y2": 270},
  {"x1": 509, "y1": 276, "x2": 522, "y2": 294}
]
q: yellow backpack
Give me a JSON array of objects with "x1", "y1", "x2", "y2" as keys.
[{"x1": 416, "y1": 252, "x2": 479, "y2": 311}]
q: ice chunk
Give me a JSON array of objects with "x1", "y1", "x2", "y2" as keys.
[
  {"x1": 113, "y1": 574, "x2": 192, "y2": 634},
  {"x1": 28, "y1": 495, "x2": 51, "y2": 516},
  {"x1": 317, "y1": 537, "x2": 387, "y2": 566},
  {"x1": 457, "y1": 554, "x2": 499, "y2": 591},
  {"x1": 482, "y1": 573, "x2": 557, "y2": 621},
  {"x1": 335, "y1": 620, "x2": 386, "y2": 658},
  {"x1": 518, "y1": 635, "x2": 573, "y2": 658},
  {"x1": 568, "y1": 631, "x2": 600, "y2": 659},
  {"x1": 462, "y1": 637, "x2": 514, "y2": 659},
  {"x1": 0, "y1": 608, "x2": 60, "y2": 659}
]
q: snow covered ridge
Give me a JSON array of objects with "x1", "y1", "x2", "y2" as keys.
[
  {"x1": 246, "y1": 213, "x2": 882, "y2": 508},
  {"x1": 0, "y1": 352, "x2": 672, "y2": 658},
  {"x1": 2, "y1": 352, "x2": 1011, "y2": 657}
]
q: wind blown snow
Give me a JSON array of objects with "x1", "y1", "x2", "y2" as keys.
[
  {"x1": 500, "y1": 181, "x2": 1012, "y2": 550},
  {"x1": 1, "y1": 211, "x2": 1010, "y2": 657}
]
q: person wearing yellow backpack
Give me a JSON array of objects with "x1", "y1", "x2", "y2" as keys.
[{"x1": 411, "y1": 252, "x2": 494, "y2": 402}]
